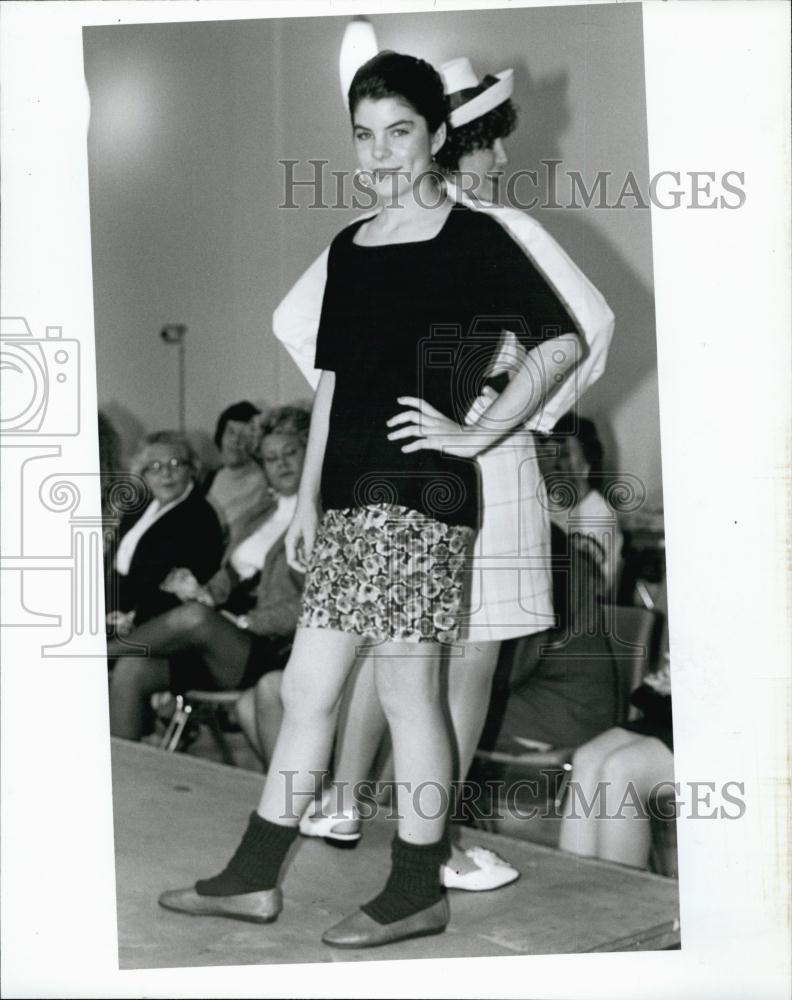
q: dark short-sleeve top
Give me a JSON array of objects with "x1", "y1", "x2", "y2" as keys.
[{"x1": 315, "y1": 203, "x2": 578, "y2": 529}]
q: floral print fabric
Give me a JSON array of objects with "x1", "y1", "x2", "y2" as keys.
[{"x1": 298, "y1": 504, "x2": 474, "y2": 643}]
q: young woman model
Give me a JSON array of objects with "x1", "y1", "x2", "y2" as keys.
[
  {"x1": 159, "y1": 51, "x2": 579, "y2": 948},
  {"x1": 275, "y1": 56, "x2": 614, "y2": 890}
]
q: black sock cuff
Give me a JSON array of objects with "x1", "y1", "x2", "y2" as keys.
[
  {"x1": 247, "y1": 811, "x2": 299, "y2": 848},
  {"x1": 391, "y1": 832, "x2": 451, "y2": 867}
]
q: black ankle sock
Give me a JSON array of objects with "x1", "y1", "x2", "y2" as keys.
[
  {"x1": 195, "y1": 812, "x2": 298, "y2": 896},
  {"x1": 361, "y1": 833, "x2": 450, "y2": 925}
]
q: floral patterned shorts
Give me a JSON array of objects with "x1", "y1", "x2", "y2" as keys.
[{"x1": 298, "y1": 504, "x2": 475, "y2": 643}]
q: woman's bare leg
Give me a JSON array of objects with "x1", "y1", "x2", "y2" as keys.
[
  {"x1": 109, "y1": 656, "x2": 171, "y2": 740},
  {"x1": 320, "y1": 641, "x2": 500, "y2": 849},
  {"x1": 373, "y1": 643, "x2": 451, "y2": 845},
  {"x1": 441, "y1": 640, "x2": 501, "y2": 872},
  {"x1": 330, "y1": 650, "x2": 387, "y2": 813},
  {"x1": 159, "y1": 628, "x2": 362, "y2": 906},
  {"x1": 447, "y1": 641, "x2": 501, "y2": 780},
  {"x1": 255, "y1": 627, "x2": 359, "y2": 824},
  {"x1": 595, "y1": 736, "x2": 674, "y2": 868},
  {"x1": 255, "y1": 671, "x2": 285, "y2": 766},
  {"x1": 558, "y1": 727, "x2": 645, "y2": 858},
  {"x1": 236, "y1": 672, "x2": 285, "y2": 768},
  {"x1": 235, "y1": 687, "x2": 263, "y2": 759}
]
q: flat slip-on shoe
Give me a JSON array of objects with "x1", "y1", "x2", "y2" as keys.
[
  {"x1": 158, "y1": 885, "x2": 283, "y2": 924},
  {"x1": 321, "y1": 897, "x2": 449, "y2": 949}
]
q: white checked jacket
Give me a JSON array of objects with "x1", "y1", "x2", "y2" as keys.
[{"x1": 272, "y1": 188, "x2": 615, "y2": 640}]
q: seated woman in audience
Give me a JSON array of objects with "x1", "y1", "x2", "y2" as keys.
[
  {"x1": 479, "y1": 414, "x2": 624, "y2": 755},
  {"x1": 205, "y1": 400, "x2": 273, "y2": 547},
  {"x1": 106, "y1": 431, "x2": 224, "y2": 639},
  {"x1": 478, "y1": 522, "x2": 620, "y2": 758},
  {"x1": 107, "y1": 407, "x2": 309, "y2": 743},
  {"x1": 558, "y1": 654, "x2": 673, "y2": 869},
  {"x1": 545, "y1": 413, "x2": 623, "y2": 593}
]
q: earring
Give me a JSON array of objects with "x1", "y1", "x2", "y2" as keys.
[{"x1": 430, "y1": 161, "x2": 447, "y2": 198}]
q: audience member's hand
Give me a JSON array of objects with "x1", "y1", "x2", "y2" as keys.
[
  {"x1": 160, "y1": 567, "x2": 203, "y2": 602},
  {"x1": 644, "y1": 652, "x2": 672, "y2": 695},
  {"x1": 106, "y1": 610, "x2": 135, "y2": 637}
]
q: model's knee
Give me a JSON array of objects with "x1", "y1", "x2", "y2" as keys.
[{"x1": 280, "y1": 669, "x2": 338, "y2": 721}]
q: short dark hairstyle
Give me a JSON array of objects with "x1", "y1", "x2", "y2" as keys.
[
  {"x1": 553, "y1": 412, "x2": 605, "y2": 487},
  {"x1": 259, "y1": 404, "x2": 311, "y2": 446},
  {"x1": 435, "y1": 99, "x2": 519, "y2": 173},
  {"x1": 348, "y1": 51, "x2": 448, "y2": 135},
  {"x1": 213, "y1": 400, "x2": 261, "y2": 449}
]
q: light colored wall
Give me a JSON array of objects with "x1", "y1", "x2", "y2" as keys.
[{"x1": 85, "y1": 3, "x2": 662, "y2": 504}]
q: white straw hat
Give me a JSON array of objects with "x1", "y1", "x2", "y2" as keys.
[{"x1": 440, "y1": 56, "x2": 514, "y2": 128}]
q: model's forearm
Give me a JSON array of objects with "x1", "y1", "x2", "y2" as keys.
[{"x1": 470, "y1": 333, "x2": 580, "y2": 452}]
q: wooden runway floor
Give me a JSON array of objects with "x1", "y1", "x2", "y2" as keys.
[{"x1": 112, "y1": 739, "x2": 680, "y2": 969}]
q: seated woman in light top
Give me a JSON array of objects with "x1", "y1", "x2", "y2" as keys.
[
  {"x1": 544, "y1": 413, "x2": 623, "y2": 593},
  {"x1": 107, "y1": 407, "x2": 309, "y2": 744},
  {"x1": 205, "y1": 400, "x2": 273, "y2": 548}
]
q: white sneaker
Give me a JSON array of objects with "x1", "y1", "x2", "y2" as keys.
[
  {"x1": 298, "y1": 801, "x2": 362, "y2": 844},
  {"x1": 441, "y1": 846, "x2": 520, "y2": 891}
]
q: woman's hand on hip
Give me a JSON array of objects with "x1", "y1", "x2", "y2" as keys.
[
  {"x1": 387, "y1": 396, "x2": 483, "y2": 458},
  {"x1": 286, "y1": 504, "x2": 318, "y2": 572}
]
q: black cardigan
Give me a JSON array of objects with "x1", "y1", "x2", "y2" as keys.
[{"x1": 110, "y1": 487, "x2": 224, "y2": 625}]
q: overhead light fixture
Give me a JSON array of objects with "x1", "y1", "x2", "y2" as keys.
[{"x1": 339, "y1": 16, "x2": 378, "y2": 103}]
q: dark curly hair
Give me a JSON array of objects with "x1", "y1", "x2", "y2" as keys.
[
  {"x1": 348, "y1": 51, "x2": 448, "y2": 135},
  {"x1": 435, "y1": 99, "x2": 519, "y2": 173}
]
